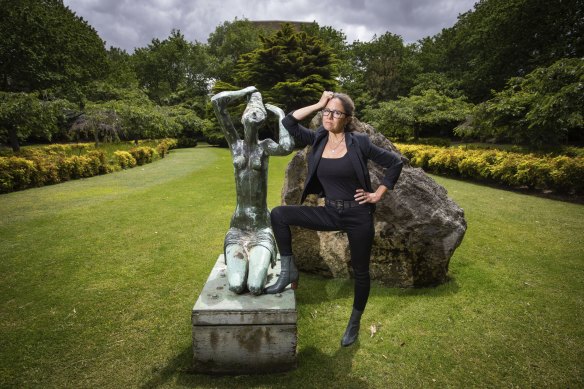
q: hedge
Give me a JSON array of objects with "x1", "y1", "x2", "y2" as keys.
[
  {"x1": 0, "y1": 139, "x2": 177, "y2": 194},
  {"x1": 396, "y1": 144, "x2": 584, "y2": 195},
  {"x1": 113, "y1": 151, "x2": 137, "y2": 169},
  {"x1": 128, "y1": 146, "x2": 158, "y2": 166}
]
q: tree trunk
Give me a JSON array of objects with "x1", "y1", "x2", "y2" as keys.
[
  {"x1": 412, "y1": 124, "x2": 420, "y2": 141},
  {"x1": 9, "y1": 127, "x2": 20, "y2": 152}
]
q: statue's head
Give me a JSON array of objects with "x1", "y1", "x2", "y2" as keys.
[{"x1": 242, "y1": 92, "x2": 267, "y2": 133}]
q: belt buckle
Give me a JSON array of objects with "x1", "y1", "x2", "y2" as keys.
[{"x1": 329, "y1": 200, "x2": 345, "y2": 211}]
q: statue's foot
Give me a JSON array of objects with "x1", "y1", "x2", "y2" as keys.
[
  {"x1": 225, "y1": 246, "x2": 248, "y2": 294},
  {"x1": 247, "y1": 246, "x2": 271, "y2": 295}
]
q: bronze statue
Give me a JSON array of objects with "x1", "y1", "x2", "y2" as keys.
[{"x1": 211, "y1": 86, "x2": 294, "y2": 295}]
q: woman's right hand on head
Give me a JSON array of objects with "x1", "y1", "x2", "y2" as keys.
[{"x1": 317, "y1": 90, "x2": 334, "y2": 109}]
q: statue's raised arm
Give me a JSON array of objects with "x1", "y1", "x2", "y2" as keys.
[
  {"x1": 263, "y1": 104, "x2": 295, "y2": 156},
  {"x1": 210, "y1": 86, "x2": 258, "y2": 147}
]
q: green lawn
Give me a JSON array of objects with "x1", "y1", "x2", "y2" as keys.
[{"x1": 1, "y1": 146, "x2": 582, "y2": 388}]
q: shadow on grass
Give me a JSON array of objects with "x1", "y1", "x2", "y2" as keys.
[
  {"x1": 141, "y1": 343, "x2": 368, "y2": 389},
  {"x1": 140, "y1": 347, "x2": 193, "y2": 389},
  {"x1": 297, "y1": 272, "x2": 461, "y2": 307},
  {"x1": 140, "y1": 277, "x2": 459, "y2": 388},
  {"x1": 295, "y1": 344, "x2": 370, "y2": 388}
]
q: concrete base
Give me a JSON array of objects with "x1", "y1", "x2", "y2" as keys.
[{"x1": 192, "y1": 254, "x2": 297, "y2": 374}]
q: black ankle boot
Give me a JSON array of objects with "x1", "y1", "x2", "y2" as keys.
[
  {"x1": 264, "y1": 255, "x2": 299, "y2": 294},
  {"x1": 341, "y1": 308, "x2": 363, "y2": 347}
]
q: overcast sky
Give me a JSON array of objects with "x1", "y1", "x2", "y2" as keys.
[{"x1": 63, "y1": 0, "x2": 477, "y2": 53}]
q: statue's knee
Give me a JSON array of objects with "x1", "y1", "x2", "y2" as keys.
[{"x1": 247, "y1": 279, "x2": 263, "y2": 295}]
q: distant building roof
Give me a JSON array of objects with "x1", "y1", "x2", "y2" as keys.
[{"x1": 250, "y1": 20, "x2": 312, "y2": 32}]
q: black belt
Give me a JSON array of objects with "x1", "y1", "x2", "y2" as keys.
[{"x1": 325, "y1": 198, "x2": 361, "y2": 209}]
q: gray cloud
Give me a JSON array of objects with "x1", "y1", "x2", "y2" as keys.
[{"x1": 64, "y1": 0, "x2": 476, "y2": 52}]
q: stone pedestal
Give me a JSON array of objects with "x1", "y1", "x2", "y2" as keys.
[{"x1": 192, "y1": 255, "x2": 297, "y2": 374}]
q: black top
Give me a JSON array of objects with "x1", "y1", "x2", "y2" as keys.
[
  {"x1": 317, "y1": 154, "x2": 361, "y2": 200},
  {"x1": 281, "y1": 112, "x2": 404, "y2": 205}
]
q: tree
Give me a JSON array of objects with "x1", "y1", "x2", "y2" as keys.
[
  {"x1": 345, "y1": 33, "x2": 414, "y2": 109},
  {"x1": 302, "y1": 23, "x2": 369, "y2": 103},
  {"x1": 409, "y1": 72, "x2": 465, "y2": 98},
  {"x1": 104, "y1": 47, "x2": 139, "y2": 89},
  {"x1": 457, "y1": 58, "x2": 584, "y2": 147},
  {"x1": 234, "y1": 23, "x2": 338, "y2": 114},
  {"x1": 301, "y1": 23, "x2": 348, "y2": 55},
  {"x1": 419, "y1": 0, "x2": 584, "y2": 101},
  {"x1": 206, "y1": 18, "x2": 266, "y2": 84},
  {"x1": 364, "y1": 89, "x2": 473, "y2": 141},
  {"x1": 0, "y1": 92, "x2": 72, "y2": 151},
  {"x1": 133, "y1": 29, "x2": 210, "y2": 104},
  {"x1": 0, "y1": 0, "x2": 107, "y2": 96}
]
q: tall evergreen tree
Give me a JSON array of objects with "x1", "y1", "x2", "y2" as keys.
[{"x1": 234, "y1": 23, "x2": 338, "y2": 113}]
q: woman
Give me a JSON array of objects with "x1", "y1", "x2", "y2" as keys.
[
  {"x1": 265, "y1": 91, "x2": 403, "y2": 347},
  {"x1": 211, "y1": 86, "x2": 294, "y2": 295}
]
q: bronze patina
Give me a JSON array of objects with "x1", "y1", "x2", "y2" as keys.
[{"x1": 211, "y1": 86, "x2": 294, "y2": 294}]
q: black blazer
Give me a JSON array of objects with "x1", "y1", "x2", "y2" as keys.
[{"x1": 282, "y1": 113, "x2": 403, "y2": 204}]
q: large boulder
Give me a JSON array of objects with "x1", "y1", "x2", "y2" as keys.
[{"x1": 280, "y1": 115, "x2": 467, "y2": 287}]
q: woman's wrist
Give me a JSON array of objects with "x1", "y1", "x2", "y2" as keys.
[{"x1": 375, "y1": 185, "x2": 388, "y2": 198}]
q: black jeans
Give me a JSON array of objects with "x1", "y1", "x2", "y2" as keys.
[{"x1": 270, "y1": 203, "x2": 374, "y2": 312}]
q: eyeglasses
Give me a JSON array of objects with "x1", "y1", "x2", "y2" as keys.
[{"x1": 321, "y1": 108, "x2": 348, "y2": 119}]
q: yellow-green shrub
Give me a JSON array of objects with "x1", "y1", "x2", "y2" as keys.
[
  {"x1": 86, "y1": 150, "x2": 108, "y2": 175},
  {"x1": 155, "y1": 138, "x2": 179, "y2": 158},
  {"x1": 395, "y1": 143, "x2": 584, "y2": 194},
  {"x1": 29, "y1": 156, "x2": 62, "y2": 186},
  {"x1": 113, "y1": 150, "x2": 137, "y2": 169},
  {"x1": 129, "y1": 146, "x2": 158, "y2": 165},
  {"x1": 0, "y1": 141, "x2": 172, "y2": 193},
  {"x1": 550, "y1": 156, "x2": 584, "y2": 194},
  {"x1": 58, "y1": 151, "x2": 108, "y2": 180},
  {"x1": 397, "y1": 144, "x2": 438, "y2": 169},
  {"x1": 428, "y1": 148, "x2": 465, "y2": 175},
  {"x1": 457, "y1": 150, "x2": 497, "y2": 180},
  {"x1": 0, "y1": 157, "x2": 37, "y2": 193}
]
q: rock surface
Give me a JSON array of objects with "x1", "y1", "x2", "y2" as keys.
[{"x1": 280, "y1": 115, "x2": 467, "y2": 287}]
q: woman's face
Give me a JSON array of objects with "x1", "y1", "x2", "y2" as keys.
[{"x1": 323, "y1": 98, "x2": 349, "y2": 134}]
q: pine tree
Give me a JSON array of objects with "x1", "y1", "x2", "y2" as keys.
[{"x1": 234, "y1": 23, "x2": 338, "y2": 113}]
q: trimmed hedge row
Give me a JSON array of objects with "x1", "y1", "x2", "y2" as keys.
[
  {"x1": 0, "y1": 139, "x2": 178, "y2": 193},
  {"x1": 396, "y1": 144, "x2": 584, "y2": 195}
]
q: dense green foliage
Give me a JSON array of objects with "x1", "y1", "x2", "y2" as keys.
[
  {"x1": 234, "y1": 23, "x2": 338, "y2": 113},
  {"x1": 0, "y1": 0, "x2": 107, "y2": 96},
  {"x1": 456, "y1": 58, "x2": 584, "y2": 147},
  {"x1": 206, "y1": 18, "x2": 266, "y2": 84},
  {"x1": 133, "y1": 29, "x2": 210, "y2": 104},
  {"x1": 0, "y1": 92, "x2": 74, "y2": 151},
  {"x1": 0, "y1": 0, "x2": 581, "y2": 152},
  {"x1": 345, "y1": 33, "x2": 418, "y2": 111},
  {"x1": 417, "y1": 0, "x2": 584, "y2": 102},
  {"x1": 365, "y1": 88, "x2": 473, "y2": 141}
]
